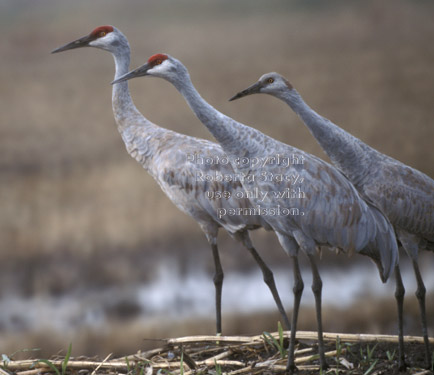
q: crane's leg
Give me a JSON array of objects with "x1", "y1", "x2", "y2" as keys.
[
  {"x1": 411, "y1": 259, "x2": 431, "y2": 369},
  {"x1": 286, "y1": 255, "x2": 303, "y2": 374},
  {"x1": 307, "y1": 253, "x2": 328, "y2": 372},
  {"x1": 239, "y1": 234, "x2": 291, "y2": 330},
  {"x1": 394, "y1": 264, "x2": 406, "y2": 370},
  {"x1": 211, "y1": 243, "x2": 224, "y2": 335}
]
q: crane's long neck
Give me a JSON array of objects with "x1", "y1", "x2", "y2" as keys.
[
  {"x1": 111, "y1": 44, "x2": 164, "y2": 169},
  {"x1": 171, "y1": 71, "x2": 263, "y2": 161},
  {"x1": 111, "y1": 45, "x2": 149, "y2": 131},
  {"x1": 279, "y1": 89, "x2": 372, "y2": 185}
]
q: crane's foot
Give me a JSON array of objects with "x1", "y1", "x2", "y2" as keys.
[
  {"x1": 422, "y1": 344, "x2": 432, "y2": 370},
  {"x1": 319, "y1": 361, "x2": 329, "y2": 373},
  {"x1": 423, "y1": 358, "x2": 432, "y2": 371},
  {"x1": 398, "y1": 359, "x2": 407, "y2": 372},
  {"x1": 285, "y1": 363, "x2": 298, "y2": 374}
]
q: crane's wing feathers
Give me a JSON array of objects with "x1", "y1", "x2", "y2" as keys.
[
  {"x1": 232, "y1": 138, "x2": 378, "y2": 253},
  {"x1": 363, "y1": 159, "x2": 434, "y2": 240},
  {"x1": 122, "y1": 125, "x2": 271, "y2": 235}
]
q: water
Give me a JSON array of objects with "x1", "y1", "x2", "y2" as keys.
[{"x1": 1, "y1": 255, "x2": 432, "y2": 335}]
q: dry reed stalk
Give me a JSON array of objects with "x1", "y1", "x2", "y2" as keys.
[
  {"x1": 0, "y1": 369, "x2": 13, "y2": 375},
  {"x1": 196, "y1": 349, "x2": 232, "y2": 363},
  {"x1": 166, "y1": 330, "x2": 434, "y2": 345},
  {"x1": 90, "y1": 354, "x2": 112, "y2": 375},
  {"x1": 3, "y1": 331, "x2": 433, "y2": 375},
  {"x1": 4, "y1": 360, "x2": 128, "y2": 372},
  {"x1": 8, "y1": 371, "x2": 40, "y2": 375},
  {"x1": 413, "y1": 371, "x2": 433, "y2": 375}
]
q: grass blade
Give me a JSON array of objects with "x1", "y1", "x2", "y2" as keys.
[
  {"x1": 61, "y1": 344, "x2": 72, "y2": 375},
  {"x1": 36, "y1": 360, "x2": 61, "y2": 375}
]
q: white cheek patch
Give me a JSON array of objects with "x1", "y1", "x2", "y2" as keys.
[
  {"x1": 159, "y1": 60, "x2": 170, "y2": 69},
  {"x1": 89, "y1": 33, "x2": 114, "y2": 48},
  {"x1": 152, "y1": 60, "x2": 171, "y2": 74}
]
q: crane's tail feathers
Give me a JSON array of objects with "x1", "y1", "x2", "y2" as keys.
[{"x1": 360, "y1": 204, "x2": 399, "y2": 283}]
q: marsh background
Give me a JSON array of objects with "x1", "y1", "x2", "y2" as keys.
[{"x1": 1, "y1": 0, "x2": 433, "y2": 359}]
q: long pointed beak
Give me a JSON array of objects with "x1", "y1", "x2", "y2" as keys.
[
  {"x1": 51, "y1": 34, "x2": 93, "y2": 54},
  {"x1": 111, "y1": 63, "x2": 151, "y2": 84},
  {"x1": 228, "y1": 81, "x2": 263, "y2": 101}
]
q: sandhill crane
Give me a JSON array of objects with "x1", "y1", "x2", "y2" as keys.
[
  {"x1": 229, "y1": 72, "x2": 434, "y2": 369},
  {"x1": 113, "y1": 54, "x2": 399, "y2": 373},
  {"x1": 51, "y1": 27, "x2": 291, "y2": 335}
]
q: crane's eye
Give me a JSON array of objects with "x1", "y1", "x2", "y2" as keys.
[
  {"x1": 155, "y1": 59, "x2": 162, "y2": 65},
  {"x1": 99, "y1": 31, "x2": 106, "y2": 37},
  {"x1": 267, "y1": 78, "x2": 274, "y2": 84}
]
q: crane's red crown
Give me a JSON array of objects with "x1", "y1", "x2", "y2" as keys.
[
  {"x1": 90, "y1": 25, "x2": 114, "y2": 38},
  {"x1": 148, "y1": 54, "x2": 168, "y2": 67}
]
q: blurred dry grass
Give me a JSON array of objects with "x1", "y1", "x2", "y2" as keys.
[{"x1": 1, "y1": 0, "x2": 434, "y2": 357}]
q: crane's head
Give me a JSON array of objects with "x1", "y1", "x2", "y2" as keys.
[
  {"x1": 51, "y1": 25, "x2": 124, "y2": 54},
  {"x1": 112, "y1": 53, "x2": 187, "y2": 84},
  {"x1": 229, "y1": 72, "x2": 293, "y2": 101}
]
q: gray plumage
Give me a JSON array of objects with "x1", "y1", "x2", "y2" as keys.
[
  {"x1": 113, "y1": 54, "x2": 399, "y2": 373},
  {"x1": 51, "y1": 27, "x2": 291, "y2": 335},
  {"x1": 230, "y1": 71, "x2": 433, "y2": 369}
]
